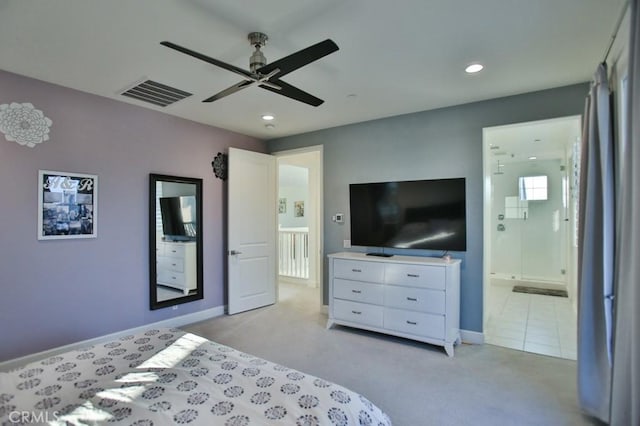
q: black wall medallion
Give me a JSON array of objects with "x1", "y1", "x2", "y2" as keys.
[{"x1": 212, "y1": 152, "x2": 228, "y2": 181}]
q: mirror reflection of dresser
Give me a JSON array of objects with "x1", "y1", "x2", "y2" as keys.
[
  {"x1": 149, "y1": 174, "x2": 203, "y2": 310},
  {"x1": 156, "y1": 241, "x2": 197, "y2": 296}
]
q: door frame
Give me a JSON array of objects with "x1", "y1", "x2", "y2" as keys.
[
  {"x1": 482, "y1": 116, "x2": 582, "y2": 330},
  {"x1": 273, "y1": 145, "x2": 324, "y2": 309}
]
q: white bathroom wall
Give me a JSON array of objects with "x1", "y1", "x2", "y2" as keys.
[{"x1": 491, "y1": 159, "x2": 567, "y2": 285}]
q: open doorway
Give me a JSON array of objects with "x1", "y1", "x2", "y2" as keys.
[
  {"x1": 274, "y1": 146, "x2": 323, "y2": 312},
  {"x1": 483, "y1": 116, "x2": 581, "y2": 359}
]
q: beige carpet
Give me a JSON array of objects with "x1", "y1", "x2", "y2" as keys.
[{"x1": 183, "y1": 282, "x2": 597, "y2": 426}]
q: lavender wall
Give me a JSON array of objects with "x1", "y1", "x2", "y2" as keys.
[{"x1": 0, "y1": 70, "x2": 265, "y2": 362}]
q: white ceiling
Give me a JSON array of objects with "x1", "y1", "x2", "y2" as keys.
[
  {"x1": 485, "y1": 116, "x2": 582, "y2": 165},
  {"x1": 0, "y1": 0, "x2": 625, "y2": 139}
]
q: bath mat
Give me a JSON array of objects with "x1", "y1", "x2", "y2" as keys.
[{"x1": 512, "y1": 286, "x2": 568, "y2": 297}]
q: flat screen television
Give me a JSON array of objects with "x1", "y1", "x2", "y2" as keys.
[
  {"x1": 349, "y1": 178, "x2": 466, "y2": 251},
  {"x1": 159, "y1": 196, "x2": 197, "y2": 241}
]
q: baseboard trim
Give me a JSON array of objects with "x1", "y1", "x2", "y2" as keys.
[
  {"x1": 460, "y1": 329, "x2": 484, "y2": 344},
  {"x1": 0, "y1": 305, "x2": 225, "y2": 372}
]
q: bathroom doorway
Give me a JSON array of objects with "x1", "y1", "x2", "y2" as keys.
[{"x1": 483, "y1": 116, "x2": 581, "y2": 359}]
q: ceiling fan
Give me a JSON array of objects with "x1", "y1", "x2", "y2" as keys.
[{"x1": 160, "y1": 32, "x2": 339, "y2": 107}]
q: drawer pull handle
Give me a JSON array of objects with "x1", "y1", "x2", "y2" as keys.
[
  {"x1": 406, "y1": 320, "x2": 418, "y2": 325},
  {"x1": 406, "y1": 297, "x2": 418, "y2": 302},
  {"x1": 351, "y1": 310, "x2": 362, "y2": 315},
  {"x1": 352, "y1": 268, "x2": 362, "y2": 273},
  {"x1": 351, "y1": 289, "x2": 362, "y2": 294},
  {"x1": 407, "y1": 273, "x2": 420, "y2": 278}
]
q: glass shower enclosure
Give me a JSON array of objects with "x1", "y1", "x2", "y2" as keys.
[{"x1": 490, "y1": 158, "x2": 569, "y2": 288}]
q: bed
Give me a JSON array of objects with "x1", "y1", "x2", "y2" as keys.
[{"x1": 0, "y1": 328, "x2": 391, "y2": 425}]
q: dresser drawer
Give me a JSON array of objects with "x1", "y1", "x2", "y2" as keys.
[
  {"x1": 385, "y1": 263, "x2": 446, "y2": 290},
  {"x1": 333, "y1": 299, "x2": 383, "y2": 328},
  {"x1": 384, "y1": 307, "x2": 445, "y2": 339},
  {"x1": 157, "y1": 255, "x2": 185, "y2": 273},
  {"x1": 333, "y1": 259, "x2": 385, "y2": 283},
  {"x1": 163, "y1": 244, "x2": 186, "y2": 258},
  {"x1": 384, "y1": 286, "x2": 445, "y2": 314},
  {"x1": 334, "y1": 279, "x2": 384, "y2": 305},
  {"x1": 157, "y1": 269, "x2": 185, "y2": 287}
]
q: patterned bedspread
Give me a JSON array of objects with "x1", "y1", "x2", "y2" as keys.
[{"x1": 0, "y1": 328, "x2": 391, "y2": 425}]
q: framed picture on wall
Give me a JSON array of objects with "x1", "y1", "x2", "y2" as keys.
[
  {"x1": 294, "y1": 201, "x2": 304, "y2": 217},
  {"x1": 38, "y1": 170, "x2": 98, "y2": 240},
  {"x1": 279, "y1": 198, "x2": 287, "y2": 214}
]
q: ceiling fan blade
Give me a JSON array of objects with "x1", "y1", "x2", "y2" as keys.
[
  {"x1": 160, "y1": 41, "x2": 255, "y2": 80},
  {"x1": 259, "y1": 79, "x2": 324, "y2": 107},
  {"x1": 203, "y1": 80, "x2": 254, "y2": 103},
  {"x1": 257, "y1": 39, "x2": 338, "y2": 79}
]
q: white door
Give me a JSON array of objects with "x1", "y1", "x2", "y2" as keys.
[{"x1": 228, "y1": 148, "x2": 277, "y2": 314}]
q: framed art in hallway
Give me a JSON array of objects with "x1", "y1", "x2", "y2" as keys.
[{"x1": 37, "y1": 170, "x2": 98, "y2": 240}]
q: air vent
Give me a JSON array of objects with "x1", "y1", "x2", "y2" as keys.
[{"x1": 120, "y1": 80, "x2": 192, "y2": 107}]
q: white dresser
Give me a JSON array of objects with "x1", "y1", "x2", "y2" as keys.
[
  {"x1": 327, "y1": 252, "x2": 461, "y2": 356},
  {"x1": 156, "y1": 241, "x2": 197, "y2": 295}
]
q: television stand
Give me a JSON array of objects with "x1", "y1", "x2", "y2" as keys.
[{"x1": 366, "y1": 253, "x2": 393, "y2": 258}]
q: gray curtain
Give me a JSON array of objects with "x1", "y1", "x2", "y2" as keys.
[
  {"x1": 610, "y1": 0, "x2": 640, "y2": 423},
  {"x1": 577, "y1": 63, "x2": 614, "y2": 422}
]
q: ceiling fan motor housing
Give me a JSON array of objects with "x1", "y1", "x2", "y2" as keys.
[
  {"x1": 250, "y1": 49, "x2": 266, "y2": 72},
  {"x1": 248, "y1": 32, "x2": 268, "y2": 72}
]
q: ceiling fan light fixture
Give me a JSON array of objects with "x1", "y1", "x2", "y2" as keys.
[{"x1": 465, "y1": 63, "x2": 484, "y2": 74}]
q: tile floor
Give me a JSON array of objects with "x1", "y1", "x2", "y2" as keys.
[{"x1": 485, "y1": 283, "x2": 577, "y2": 360}]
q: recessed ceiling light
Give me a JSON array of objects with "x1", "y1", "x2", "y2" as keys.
[
  {"x1": 465, "y1": 63, "x2": 484, "y2": 74},
  {"x1": 265, "y1": 123, "x2": 275, "y2": 129},
  {"x1": 528, "y1": 156, "x2": 537, "y2": 160},
  {"x1": 261, "y1": 114, "x2": 275, "y2": 121}
]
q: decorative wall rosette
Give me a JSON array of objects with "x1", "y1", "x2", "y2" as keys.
[
  {"x1": 0, "y1": 102, "x2": 52, "y2": 147},
  {"x1": 212, "y1": 152, "x2": 228, "y2": 180}
]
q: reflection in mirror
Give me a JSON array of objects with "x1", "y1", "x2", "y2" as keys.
[{"x1": 149, "y1": 174, "x2": 203, "y2": 310}]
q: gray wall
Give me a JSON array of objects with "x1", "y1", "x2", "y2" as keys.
[
  {"x1": 267, "y1": 83, "x2": 587, "y2": 333},
  {"x1": 0, "y1": 70, "x2": 265, "y2": 362}
]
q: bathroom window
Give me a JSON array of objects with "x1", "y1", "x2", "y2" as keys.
[{"x1": 519, "y1": 175, "x2": 548, "y2": 201}]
